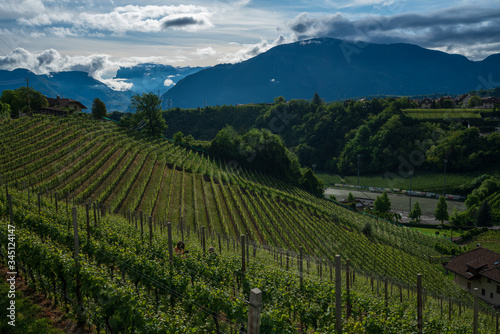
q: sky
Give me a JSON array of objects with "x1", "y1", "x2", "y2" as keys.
[{"x1": 0, "y1": 0, "x2": 499, "y2": 90}]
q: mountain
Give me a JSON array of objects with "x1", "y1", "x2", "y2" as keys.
[
  {"x1": 0, "y1": 68, "x2": 132, "y2": 111},
  {"x1": 114, "y1": 63, "x2": 205, "y2": 97},
  {"x1": 0, "y1": 65, "x2": 205, "y2": 112},
  {"x1": 162, "y1": 38, "x2": 500, "y2": 108}
]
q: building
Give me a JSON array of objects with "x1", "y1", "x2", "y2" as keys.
[
  {"x1": 445, "y1": 247, "x2": 500, "y2": 306},
  {"x1": 419, "y1": 98, "x2": 433, "y2": 109},
  {"x1": 480, "y1": 97, "x2": 500, "y2": 109},
  {"x1": 37, "y1": 96, "x2": 87, "y2": 115}
]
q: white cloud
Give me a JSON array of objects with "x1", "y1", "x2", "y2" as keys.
[
  {"x1": 18, "y1": 4, "x2": 213, "y2": 35},
  {"x1": 100, "y1": 78, "x2": 133, "y2": 91},
  {"x1": 218, "y1": 34, "x2": 288, "y2": 63},
  {"x1": 0, "y1": 47, "x2": 184, "y2": 90},
  {"x1": 194, "y1": 47, "x2": 216, "y2": 57},
  {"x1": 0, "y1": 0, "x2": 45, "y2": 20},
  {"x1": 163, "y1": 78, "x2": 175, "y2": 87}
]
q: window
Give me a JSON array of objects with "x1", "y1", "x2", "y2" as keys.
[
  {"x1": 467, "y1": 282, "x2": 471, "y2": 290},
  {"x1": 491, "y1": 293, "x2": 494, "y2": 299},
  {"x1": 481, "y1": 288, "x2": 485, "y2": 296},
  {"x1": 487, "y1": 278, "x2": 491, "y2": 283},
  {"x1": 497, "y1": 285, "x2": 500, "y2": 294}
]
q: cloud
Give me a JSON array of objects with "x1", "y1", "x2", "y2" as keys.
[
  {"x1": 17, "y1": 4, "x2": 213, "y2": 35},
  {"x1": 287, "y1": 6, "x2": 500, "y2": 59},
  {"x1": 194, "y1": 47, "x2": 216, "y2": 57},
  {"x1": 0, "y1": 0, "x2": 45, "y2": 20},
  {"x1": 219, "y1": 34, "x2": 288, "y2": 63},
  {"x1": 163, "y1": 78, "x2": 175, "y2": 87},
  {"x1": 0, "y1": 47, "x2": 181, "y2": 91},
  {"x1": 162, "y1": 15, "x2": 212, "y2": 31}
]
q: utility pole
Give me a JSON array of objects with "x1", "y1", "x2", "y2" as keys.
[
  {"x1": 409, "y1": 170, "x2": 414, "y2": 212},
  {"x1": 443, "y1": 159, "x2": 447, "y2": 197},
  {"x1": 25, "y1": 77, "x2": 30, "y2": 114}
]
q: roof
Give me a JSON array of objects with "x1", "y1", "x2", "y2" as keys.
[
  {"x1": 47, "y1": 97, "x2": 87, "y2": 109},
  {"x1": 445, "y1": 247, "x2": 500, "y2": 283}
]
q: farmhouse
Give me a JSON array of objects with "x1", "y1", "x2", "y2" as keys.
[
  {"x1": 419, "y1": 98, "x2": 433, "y2": 109},
  {"x1": 480, "y1": 97, "x2": 500, "y2": 109},
  {"x1": 38, "y1": 96, "x2": 87, "y2": 115},
  {"x1": 445, "y1": 246, "x2": 500, "y2": 306}
]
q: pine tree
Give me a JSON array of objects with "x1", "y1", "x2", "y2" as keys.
[
  {"x1": 374, "y1": 191, "x2": 391, "y2": 214},
  {"x1": 409, "y1": 202, "x2": 422, "y2": 223},
  {"x1": 435, "y1": 196, "x2": 449, "y2": 223},
  {"x1": 476, "y1": 199, "x2": 492, "y2": 227},
  {"x1": 92, "y1": 98, "x2": 107, "y2": 119}
]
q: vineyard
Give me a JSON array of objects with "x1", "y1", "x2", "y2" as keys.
[
  {"x1": 403, "y1": 108, "x2": 493, "y2": 120},
  {"x1": 1, "y1": 188, "x2": 499, "y2": 333},
  {"x1": 0, "y1": 115, "x2": 499, "y2": 332}
]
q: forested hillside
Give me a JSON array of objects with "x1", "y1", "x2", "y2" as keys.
[{"x1": 156, "y1": 96, "x2": 500, "y2": 179}]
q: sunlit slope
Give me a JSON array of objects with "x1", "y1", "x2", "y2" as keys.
[{"x1": 1, "y1": 115, "x2": 459, "y2": 295}]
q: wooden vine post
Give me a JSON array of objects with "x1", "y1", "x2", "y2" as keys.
[
  {"x1": 167, "y1": 222, "x2": 173, "y2": 263},
  {"x1": 335, "y1": 254, "x2": 342, "y2": 334},
  {"x1": 72, "y1": 207, "x2": 84, "y2": 322},
  {"x1": 148, "y1": 216, "x2": 153, "y2": 246},
  {"x1": 247, "y1": 288, "x2": 262, "y2": 334},
  {"x1": 299, "y1": 247, "x2": 304, "y2": 290},
  {"x1": 417, "y1": 274, "x2": 423, "y2": 334},
  {"x1": 241, "y1": 235, "x2": 246, "y2": 276},
  {"x1": 85, "y1": 202, "x2": 90, "y2": 241},
  {"x1": 473, "y1": 288, "x2": 478, "y2": 334},
  {"x1": 202, "y1": 226, "x2": 206, "y2": 253}
]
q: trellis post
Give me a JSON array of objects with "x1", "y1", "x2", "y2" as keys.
[
  {"x1": 247, "y1": 288, "x2": 262, "y2": 334},
  {"x1": 417, "y1": 274, "x2": 423, "y2": 334},
  {"x1": 335, "y1": 254, "x2": 342, "y2": 334}
]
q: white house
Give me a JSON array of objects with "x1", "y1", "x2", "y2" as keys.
[{"x1": 445, "y1": 247, "x2": 500, "y2": 306}]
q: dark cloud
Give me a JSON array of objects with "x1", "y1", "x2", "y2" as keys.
[
  {"x1": 288, "y1": 6, "x2": 500, "y2": 59},
  {"x1": 162, "y1": 16, "x2": 202, "y2": 29}
]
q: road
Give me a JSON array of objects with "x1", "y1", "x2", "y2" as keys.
[{"x1": 324, "y1": 187, "x2": 466, "y2": 224}]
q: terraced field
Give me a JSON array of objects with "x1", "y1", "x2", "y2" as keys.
[{"x1": 0, "y1": 116, "x2": 476, "y2": 296}]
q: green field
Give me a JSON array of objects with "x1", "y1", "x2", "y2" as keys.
[
  {"x1": 472, "y1": 230, "x2": 500, "y2": 253},
  {"x1": 403, "y1": 108, "x2": 495, "y2": 121},
  {"x1": 0, "y1": 115, "x2": 498, "y2": 333},
  {"x1": 316, "y1": 171, "x2": 480, "y2": 194}
]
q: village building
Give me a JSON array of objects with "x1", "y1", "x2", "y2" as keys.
[
  {"x1": 37, "y1": 96, "x2": 87, "y2": 116},
  {"x1": 419, "y1": 98, "x2": 433, "y2": 109},
  {"x1": 445, "y1": 246, "x2": 500, "y2": 307}
]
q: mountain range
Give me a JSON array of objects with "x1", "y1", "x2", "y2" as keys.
[
  {"x1": 0, "y1": 64, "x2": 204, "y2": 111},
  {"x1": 1, "y1": 38, "x2": 499, "y2": 111},
  {"x1": 162, "y1": 38, "x2": 500, "y2": 108}
]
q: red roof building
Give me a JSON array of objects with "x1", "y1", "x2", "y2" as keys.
[
  {"x1": 37, "y1": 96, "x2": 87, "y2": 116},
  {"x1": 445, "y1": 247, "x2": 500, "y2": 306}
]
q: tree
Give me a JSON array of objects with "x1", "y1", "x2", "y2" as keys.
[
  {"x1": 92, "y1": 98, "x2": 107, "y2": 119},
  {"x1": 409, "y1": 202, "x2": 422, "y2": 223},
  {"x1": 435, "y1": 196, "x2": 449, "y2": 223},
  {"x1": 476, "y1": 199, "x2": 492, "y2": 227},
  {"x1": 0, "y1": 102, "x2": 11, "y2": 120},
  {"x1": 299, "y1": 168, "x2": 324, "y2": 197},
  {"x1": 130, "y1": 93, "x2": 167, "y2": 137},
  {"x1": 374, "y1": 191, "x2": 391, "y2": 215},
  {"x1": 468, "y1": 95, "x2": 481, "y2": 107},
  {"x1": 0, "y1": 87, "x2": 48, "y2": 118},
  {"x1": 347, "y1": 192, "x2": 355, "y2": 201},
  {"x1": 173, "y1": 131, "x2": 184, "y2": 144},
  {"x1": 311, "y1": 92, "x2": 322, "y2": 107}
]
